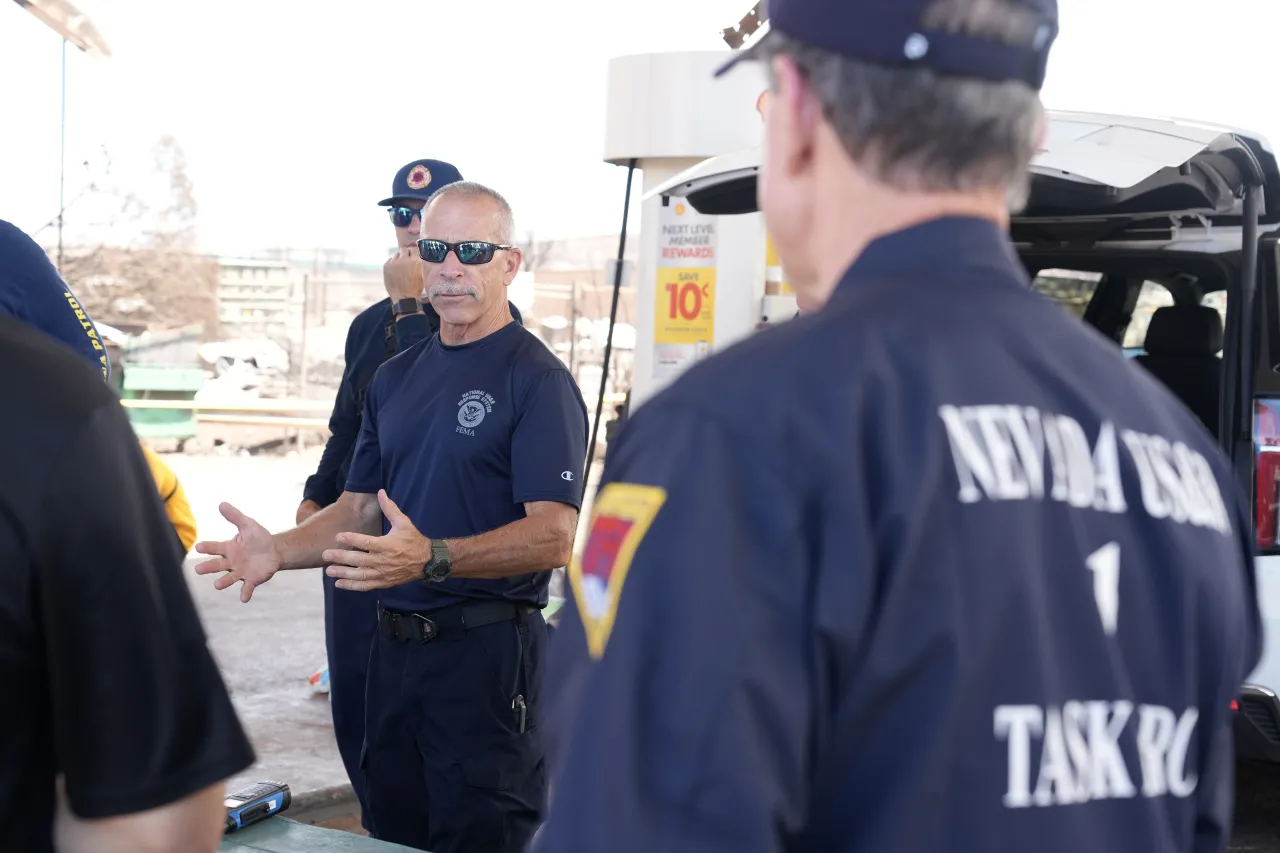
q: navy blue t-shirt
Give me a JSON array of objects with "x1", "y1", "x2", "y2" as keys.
[
  {"x1": 346, "y1": 321, "x2": 588, "y2": 611},
  {"x1": 536, "y1": 218, "x2": 1262, "y2": 853},
  {"x1": 303, "y1": 298, "x2": 526, "y2": 508},
  {"x1": 302, "y1": 299, "x2": 435, "y2": 507},
  {"x1": 0, "y1": 220, "x2": 109, "y2": 381}
]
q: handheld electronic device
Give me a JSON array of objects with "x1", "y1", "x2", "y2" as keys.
[{"x1": 224, "y1": 780, "x2": 291, "y2": 833}]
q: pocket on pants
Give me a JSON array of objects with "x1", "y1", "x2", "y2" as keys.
[
  {"x1": 474, "y1": 621, "x2": 527, "y2": 710},
  {"x1": 459, "y1": 733, "x2": 541, "y2": 793}
]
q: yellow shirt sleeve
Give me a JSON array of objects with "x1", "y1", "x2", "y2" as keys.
[{"x1": 140, "y1": 443, "x2": 198, "y2": 553}]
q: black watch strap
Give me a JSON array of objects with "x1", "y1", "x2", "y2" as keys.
[{"x1": 392, "y1": 297, "x2": 423, "y2": 317}]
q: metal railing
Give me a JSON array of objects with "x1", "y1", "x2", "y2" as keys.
[{"x1": 120, "y1": 394, "x2": 629, "y2": 430}]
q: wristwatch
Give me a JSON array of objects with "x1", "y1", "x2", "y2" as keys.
[
  {"x1": 422, "y1": 539, "x2": 453, "y2": 584},
  {"x1": 391, "y1": 297, "x2": 423, "y2": 318}
]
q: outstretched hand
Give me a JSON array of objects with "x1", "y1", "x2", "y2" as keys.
[
  {"x1": 193, "y1": 503, "x2": 282, "y2": 603},
  {"x1": 324, "y1": 490, "x2": 430, "y2": 592}
]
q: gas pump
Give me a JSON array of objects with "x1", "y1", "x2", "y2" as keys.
[{"x1": 601, "y1": 51, "x2": 793, "y2": 410}]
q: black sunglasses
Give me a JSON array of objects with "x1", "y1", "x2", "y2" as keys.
[
  {"x1": 388, "y1": 206, "x2": 424, "y2": 228},
  {"x1": 416, "y1": 239, "x2": 514, "y2": 266}
]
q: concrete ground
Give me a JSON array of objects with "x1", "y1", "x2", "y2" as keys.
[{"x1": 173, "y1": 451, "x2": 349, "y2": 802}]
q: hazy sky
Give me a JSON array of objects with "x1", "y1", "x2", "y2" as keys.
[{"x1": 3, "y1": 0, "x2": 1279, "y2": 264}]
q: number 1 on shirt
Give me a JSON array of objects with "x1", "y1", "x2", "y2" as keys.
[{"x1": 1086, "y1": 542, "x2": 1121, "y2": 636}]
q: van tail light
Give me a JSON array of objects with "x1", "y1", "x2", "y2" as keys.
[
  {"x1": 1257, "y1": 402, "x2": 1280, "y2": 547},
  {"x1": 1258, "y1": 447, "x2": 1280, "y2": 549},
  {"x1": 1257, "y1": 451, "x2": 1279, "y2": 547},
  {"x1": 1232, "y1": 699, "x2": 1240, "y2": 711}
]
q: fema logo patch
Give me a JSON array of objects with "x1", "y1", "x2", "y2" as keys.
[
  {"x1": 407, "y1": 164, "x2": 432, "y2": 190},
  {"x1": 569, "y1": 483, "x2": 667, "y2": 659},
  {"x1": 456, "y1": 390, "x2": 495, "y2": 435}
]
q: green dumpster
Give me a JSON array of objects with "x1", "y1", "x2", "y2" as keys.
[{"x1": 119, "y1": 363, "x2": 204, "y2": 442}]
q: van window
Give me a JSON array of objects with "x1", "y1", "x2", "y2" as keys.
[{"x1": 1031, "y1": 269, "x2": 1101, "y2": 320}]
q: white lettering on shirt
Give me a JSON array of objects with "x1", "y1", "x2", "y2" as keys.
[
  {"x1": 938, "y1": 405, "x2": 1228, "y2": 534},
  {"x1": 994, "y1": 701, "x2": 1196, "y2": 809}
]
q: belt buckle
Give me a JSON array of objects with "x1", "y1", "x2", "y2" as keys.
[{"x1": 414, "y1": 614, "x2": 438, "y2": 643}]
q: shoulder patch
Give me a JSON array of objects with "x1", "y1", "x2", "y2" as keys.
[{"x1": 568, "y1": 482, "x2": 666, "y2": 659}]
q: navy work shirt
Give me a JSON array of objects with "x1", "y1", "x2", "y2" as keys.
[
  {"x1": 537, "y1": 218, "x2": 1262, "y2": 852},
  {"x1": 345, "y1": 321, "x2": 588, "y2": 611},
  {"x1": 303, "y1": 298, "x2": 525, "y2": 507},
  {"x1": 303, "y1": 298, "x2": 436, "y2": 507},
  {"x1": 0, "y1": 220, "x2": 109, "y2": 381}
]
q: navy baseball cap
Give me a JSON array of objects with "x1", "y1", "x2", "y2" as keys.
[
  {"x1": 716, "y1": 0, "x2": 1058, "y2": 90},
  {"x1": 377, "y1": 159, "x2": 464, "y2": 206}
]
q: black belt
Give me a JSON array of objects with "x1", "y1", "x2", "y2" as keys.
[{"x1": 377, "y1": 600, "x2": 533, "y2": 643}]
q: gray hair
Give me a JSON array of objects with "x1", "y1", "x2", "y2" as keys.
[
  {"x1": 426, "y1": 180, "x2": 516, "y2": 244},
  {"x1": 757, "y1": 0, "x2": 1046, "y2": 211}
]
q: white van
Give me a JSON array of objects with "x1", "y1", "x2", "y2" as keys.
[{"x1": 648, "y1": 110, "x2": 1280, "y2": 762}]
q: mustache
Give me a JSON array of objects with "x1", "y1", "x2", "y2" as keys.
[{"x1": 428, "y1": 283, "x2": 479, "y2": 299}]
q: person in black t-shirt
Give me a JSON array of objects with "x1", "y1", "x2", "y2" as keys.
[{"x1": 0, "y1": 316, "x2": 255, "y2": 853}]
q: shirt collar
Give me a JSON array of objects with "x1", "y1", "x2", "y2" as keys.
[{"x1": 834, "y1": 216, "x2": 1026, "y2": 298}]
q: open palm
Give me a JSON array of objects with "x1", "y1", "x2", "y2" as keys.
[{"x1": 193, "y1": 503, "x2": 282, "y2": 602}]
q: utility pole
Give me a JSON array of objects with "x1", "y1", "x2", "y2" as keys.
[
  {"x1": 300, "y1": 273, "x2": 310, "y2": 394},
  {"x1": 11, "y1": 1, "x2": 110, "y2": 274},
  {"x1": 57, "y1": 37, "x2": 66, "y2": 273},
  {"x1": 297, "y1": 272, "x2": 309, "y2": 452},
  {"x1": 568, "y1": 280, "x2": 579, "y2": 375}
]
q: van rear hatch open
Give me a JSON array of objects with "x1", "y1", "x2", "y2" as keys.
[
  {"x1": 650, "y1": 108, "x2": 1280, "y2": 767},
  {"x1": 648, "y1": 111, "x2": 1278, "y2": 468},
  {"x1": 648, "y1": 111, "x2": 1280, "y2": 238}
]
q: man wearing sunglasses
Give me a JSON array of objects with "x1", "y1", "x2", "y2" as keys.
[
  {"x1": 299, "y1": 159, "x2": 464, "y2": 522},
  {"x1": 207, "y1": 180, "x2": 583, "y2": 852},
  {"x1": 294, "y1": 158, "x2": 465, "y2": 827}
]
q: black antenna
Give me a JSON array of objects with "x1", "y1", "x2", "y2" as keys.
[{"x1": 584, "y1": 159, "x2": 638, "y2": 479}]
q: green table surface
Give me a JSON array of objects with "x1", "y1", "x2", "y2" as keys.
[{"x1": 220, "y1": 818, "x2": 423, "y2": 852}]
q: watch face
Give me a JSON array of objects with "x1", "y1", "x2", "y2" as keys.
[
  {"x1": 429, "y1": 542, "x2": 452, "y2": 582},
  {"x1": 422, "y1": 541, "x2": 452, "y2": 584}
]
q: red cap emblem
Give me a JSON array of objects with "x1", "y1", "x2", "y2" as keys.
[{"x1": 407, "y1": 164, "x2": 432, "y2": 191}]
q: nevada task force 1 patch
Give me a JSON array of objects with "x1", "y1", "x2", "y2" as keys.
[{"x1": 568, "y1": 483, "x2": 667, "y2": 659}]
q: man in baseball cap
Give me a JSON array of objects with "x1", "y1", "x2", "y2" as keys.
[
  {"x1": 297, "y1": 157, "x2": 525, "y2": 826},
  {"x1": 537, "y1": 1, "x2": 1260, "y2": 851},
  {"x1": 377, "y1": 158, "x2": 465, "y2": 208}
]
